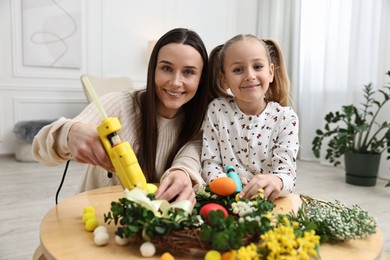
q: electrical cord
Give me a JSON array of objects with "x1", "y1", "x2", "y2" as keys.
[
  {"x1": 55, "y1": 160, "x2": 112, "y2": 204},
  {"x1": 55, "y1": 160, "x2": 70, "y2": 205}
]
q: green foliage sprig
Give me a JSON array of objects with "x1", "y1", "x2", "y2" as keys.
[
  {"x1": 104, "y1": 196, "x2": 200, "y2": 239},
  {"x1": 195, "y1": 189, "x2": 275, "y2": 251},
  {"x1": 198, "y1": 211, "x2": 251, "y2": 251},
  {"x1": 289, "y1": 195, "x2": 377, "y2": 244}
]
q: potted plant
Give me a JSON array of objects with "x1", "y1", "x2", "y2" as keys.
[{"x1": 312, "y1": 71, "x2": 390, "y2": 186}]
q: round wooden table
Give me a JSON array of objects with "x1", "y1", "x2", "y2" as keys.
[{"x1": 35, "y1": 185, "x2": 384, "y2": 260}]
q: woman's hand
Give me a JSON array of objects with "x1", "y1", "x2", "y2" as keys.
[
  {"x1": 155, "y1": 170, "x2": 195, "y2": 206},
  {"x1": 68, "y1": 122, "x2": 114, "y2": 172},
  {"x1": 239, "y1": 174, "x2": 283, "y2": 201}
]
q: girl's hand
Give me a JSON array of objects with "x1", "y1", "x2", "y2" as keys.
[
  {"x1": 68, "y1": 122, "x2": 114, "y2": 172},
  {"x1": 239, "y1": 174, "x2": 283, "y2": 201},
  {"x1": 155, "y1": 170, "x2": 195, "y2": 206}
]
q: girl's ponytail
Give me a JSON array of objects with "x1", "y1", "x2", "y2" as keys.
[
  {"x1": 207, "y1": 44, "x2": 230, "y2": 99},
  {"x1": 263, "y1": 39, "x2": 291, "y2": 106}
]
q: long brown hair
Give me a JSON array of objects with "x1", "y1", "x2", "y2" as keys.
[
  {"x1": 133, "y1": 28, "x2": 209, "y2": 182},
  {"x1": 208, "y1": 35, "x2": 291, "y2": 106}
]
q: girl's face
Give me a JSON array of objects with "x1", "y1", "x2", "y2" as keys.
[
  {"x1": 222, "y1": 38, "x2": 274, "y2": 115},
  {"x1": 155, "y1": 43, "x2": 203, "y2": 118}
]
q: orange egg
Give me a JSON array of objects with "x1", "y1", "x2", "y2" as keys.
[{"x1": 209, "y1": 177, "x2": 236, "y2": 196}]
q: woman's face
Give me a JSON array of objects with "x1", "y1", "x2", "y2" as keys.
[{"x1": 154, "y1": 43, "x2": 203, "y2": 118}]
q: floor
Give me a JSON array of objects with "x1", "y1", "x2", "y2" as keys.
[{"x1": 0, "y1": 154, "x2": 389, "y2": 260}]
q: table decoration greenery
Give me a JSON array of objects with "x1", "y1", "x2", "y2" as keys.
[{"x1": 104, "y1": 186, "x2": 377, "y2": 259}]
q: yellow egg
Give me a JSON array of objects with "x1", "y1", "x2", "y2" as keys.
[
  {"x1": 146, "y1": 183, "x2": 158, "y2": 194},
  {"x1": 85, "y1": 218, "x2": 99, "y2": 231},
  {"x1": 205, "y1": 250, "x2": 221, "y2": 260},
  {"x1": 160, "y1": 252, "x2": 175, "y2": 260},
  {"x1": 82, "y1": 212, "x2": 96, "y2": 223},
  {"x1": 209, "y1": 177, "x2": 236, "y2": 196},
  {"x1": 83, "y1": 205, "x2": 95, "y2": 214}
]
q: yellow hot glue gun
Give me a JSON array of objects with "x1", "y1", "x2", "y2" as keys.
[{"x1": 81, "y1": 76, "x2": 157, "y2": 194}]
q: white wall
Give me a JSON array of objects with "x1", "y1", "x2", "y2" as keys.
[{"x1": 0, "y1": 0, "x2": 255, "y2": 155}]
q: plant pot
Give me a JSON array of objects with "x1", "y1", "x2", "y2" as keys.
[{"x1": 344, "y1": 153, "x2": 381, "y2": 186}]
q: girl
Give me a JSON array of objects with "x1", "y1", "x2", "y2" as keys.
[
  {"x1": 201, "y1": 35, "x2": 299, "y2": 201},
  {"x1": 33, "y1": 28, "x2": 211, "y2": 205}
]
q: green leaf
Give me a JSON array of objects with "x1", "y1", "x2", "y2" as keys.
[
  {"x1": 155, "y1": 225, "x2": 167, "y2": 235},
  {"x1": 213, "y1": 232, "x2": 230, "y2": 251}
]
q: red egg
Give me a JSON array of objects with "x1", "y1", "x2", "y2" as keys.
[
  {"x1": 199, "y1": 203, "x2": 228, "y2": 220},
  {"x1": 209, "y1": 177, "x2": 236, "y2": 196}
]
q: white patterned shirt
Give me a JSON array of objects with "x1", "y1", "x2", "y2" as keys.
[{"x1": 201, "y1": 97, "x2": 299, "y2": 196}]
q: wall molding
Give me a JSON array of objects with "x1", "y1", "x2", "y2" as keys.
[
  {"x1": 0, "y1": 76, "x2": 146, "y2": 91},
  {"x1": 13, "y1": 97, "x2": 87, "y2": 122},
  {"x1": 0, "y1": 83, "x2": 84, "y2": 92}
]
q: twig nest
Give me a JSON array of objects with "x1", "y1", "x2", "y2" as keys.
[{"x1": 140, "y1": 241, "x2": 156, "y2": 257}]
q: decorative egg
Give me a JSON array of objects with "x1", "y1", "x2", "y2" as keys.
[
  {"x1": 199, "y1": 203, "x2": 228, "y2": 219},
  {"x1": 140, "y1": 241, "x2": 156, "y2": 257},
  {"x1": 115, "y1": 235, "x2": 129, "y2": 246},
  {"x1": 85, "y1": 218, "x2": 99, "y2": 231},
  {"x1": 209, "y1": 177, "x2": 236, "y2": 196},
  {"x1": 93, "y1": 225, "x2": 108, "y2": 236},
  {"x1": 94, "y1": 231, "x2": 109, "y2": 246}
]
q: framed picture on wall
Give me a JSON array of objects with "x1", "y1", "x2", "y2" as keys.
[
  {"x1": 22, "y1": 0, "x2": 81, "y2": 69},
  {"x1": 11, "y1": 0, "x2": 87, "y2": 78}
]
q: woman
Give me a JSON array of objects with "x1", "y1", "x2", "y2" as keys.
[{"x1": 33, "y1": 28, "x2": 210, "y2": 205}]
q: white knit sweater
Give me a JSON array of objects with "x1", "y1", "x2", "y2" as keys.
[{"x1": 32, "y1": 90, "x2": 204, "y2": 192}]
